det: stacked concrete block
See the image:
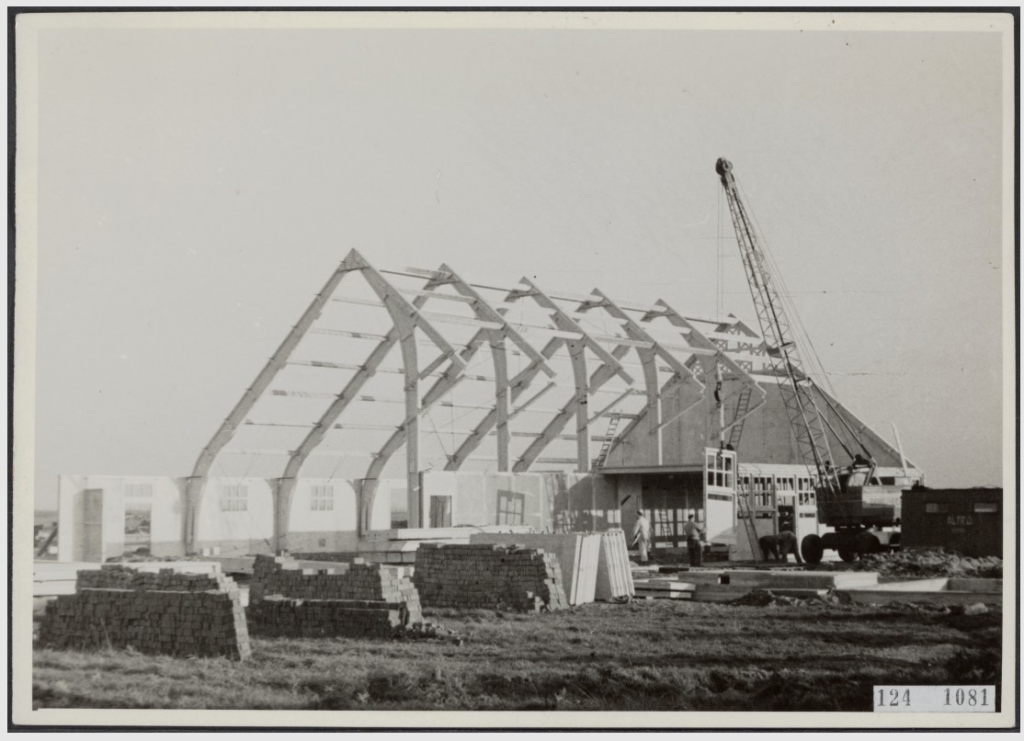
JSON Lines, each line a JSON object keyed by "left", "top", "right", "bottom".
{"left": 38, "top": 565, "right": 250, "bottom": 660}
{"left": 413, "top": 543, "right": 569, "bottom": 611}
{"left": 469, "top": 533, "right": 602, "bottom": 605}
{"left": 77, "top": 564, "right": 238, "bottom": 594}
{"left": 248, "top": 596, "right": 413, "bottom": 639}
{"left": 246, "top": 554, "right": 423, "bottom": 638}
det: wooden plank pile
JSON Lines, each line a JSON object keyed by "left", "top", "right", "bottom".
{"left": 33, "top": 561, "right": 101, "bottom": 597}
{"left": 37, "top": 565, "right": 250, "bottom": 660}
{"left": 468, "top": 533, "right": 602, "bottom": 606}
{"left": 413, "top": 543, "right": 569, "bottom": 612}
{"left": 359, "top": 525, "right": 537, "bottom": 565}
{"left": 594, "top": 530, "right": 635, "bottom": 601}
{"left": 246, "top": 554, "right": 424, "bottom": 638}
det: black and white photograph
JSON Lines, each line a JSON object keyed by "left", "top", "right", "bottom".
{"left": 10, "top": 7, "right": 1017, "bottom": 730}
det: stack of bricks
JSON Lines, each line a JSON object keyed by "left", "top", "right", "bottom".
{"left": 413, "top": 543, "right": 569, "bottom": 612}
{"left": 77, "top": 565, "right": 240, "bottom": 594}
{"left": 246, "top": 554, "right": 423, "bottom": 639}
{"left": 38, "top": 565, "right": 250, "bottom": 660}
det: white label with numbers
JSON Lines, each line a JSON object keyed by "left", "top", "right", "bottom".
{"left": 874, "top": 686, "right": 996, "bottom": 712}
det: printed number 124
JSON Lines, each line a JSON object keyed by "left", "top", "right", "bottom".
{"left": 878, "top": 689, "right": 910, "bottom": 707}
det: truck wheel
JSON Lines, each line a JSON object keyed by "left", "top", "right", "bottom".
{"left": 801, "top": 534, "right": 824, "bottom": 565}
{"left": 838, "top": 548, "right": 857, "bottom": 563}
{"left": 855, "top": 532, "right": 881, "bottom": 555}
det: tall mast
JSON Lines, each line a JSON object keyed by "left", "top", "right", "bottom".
{"left": 715, "top": 158, "right": 841, "bottom": 497}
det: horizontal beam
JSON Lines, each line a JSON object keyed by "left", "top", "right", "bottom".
{"left": 420, "top": 311, "right": 504, "bottom": 331}
{"left": 330, "top": 295, "right": 387, "bottom": 308}
{"left": 396, "top": 287, "right": 477, "bottom": 304}
{"left": 287, "top": 360, "right": 497, "bottom": 383}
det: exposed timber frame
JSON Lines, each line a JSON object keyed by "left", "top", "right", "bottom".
{"left": 186, "top": 249, "right": 469, "bottom": 552}
{"left": 185, "top": 251, "right": 779, "bottom": 553}
{"left": 357, "top": 264, "right": 555, "bottom": 532}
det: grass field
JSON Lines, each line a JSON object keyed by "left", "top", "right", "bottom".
{"left": 33, "top": 598, "right": 1002, "bottom": 712}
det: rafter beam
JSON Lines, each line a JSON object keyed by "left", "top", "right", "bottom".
{"left": 275, "top": 252, "right": 466, "bottom": 547}
{"left": 183, "top": 252, "right": 366, "bottom": 552}
{"left": 513, "top": 343, "right": 632, "bottom": 473}
{"left": 446, "top": 337, "right": 563, "bottom": 470}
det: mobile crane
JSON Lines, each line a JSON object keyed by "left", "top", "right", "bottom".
{"left": 715, "top": 158, "right": 901, "bottom": 564}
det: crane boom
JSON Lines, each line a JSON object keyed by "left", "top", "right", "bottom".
{"left": 715, "top": 158, "right": 841, "bottom": 497}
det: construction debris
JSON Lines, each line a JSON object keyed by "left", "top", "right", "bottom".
{"left": 857, "top": 551, "right": 1003, "bottom": 580}
{"left": 413, "top": 543, "right": 569, "bottom": 611}
{"left": 37, "top": 565, "right": 250, "bottom": 660}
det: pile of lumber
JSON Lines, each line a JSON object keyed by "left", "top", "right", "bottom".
{"left": 33, "top": 561, "right": 100, "bottom": 597}
{"left": 413, "top": 543, "right": 568, "bottom": 612}
{"left": 595, "top": 530, "right": 635, "bottom": 601}
{"left": 633, "top": 569, "right": 882, "bottom": 602}
{"left": 37, "top": 565, "right": 250, "bottom": 660}
{"left": 359, "top": 525, "right": 536, "bottom": 565}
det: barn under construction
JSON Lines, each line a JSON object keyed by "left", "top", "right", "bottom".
{"left": 56, "top": 249, "right": 924, "bottom": 564}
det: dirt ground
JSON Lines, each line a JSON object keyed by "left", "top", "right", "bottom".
{"left": 32, "top": 596, "right": 1002, "bottom": 712}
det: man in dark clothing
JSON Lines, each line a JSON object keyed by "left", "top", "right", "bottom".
{"left": 758, "top": 531, "right": 803, "bottom": 563}
{"left": 758, "top": 534, "right": 780, "bottom": 562}
{"left": 681, "top": 515, "right": 705, "bottom": 567}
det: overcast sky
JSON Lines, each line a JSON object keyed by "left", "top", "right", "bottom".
{"left": 24, "top": 16, "right": 1009, "bottom": 509}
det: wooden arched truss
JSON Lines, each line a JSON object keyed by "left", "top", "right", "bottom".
{"left": 184, "top": 249, "right": 768, "bottom": 552}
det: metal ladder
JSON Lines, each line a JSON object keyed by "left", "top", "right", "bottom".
{"left": 736, "top": 488, "right": 761, "bottom": 562}
{"left": 727, "top": 384, "right": 753, "bottom": 450}
{"left": 592, "top": 412, "right": 622, "bottom": 469}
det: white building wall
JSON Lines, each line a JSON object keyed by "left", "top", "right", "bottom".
{"left": 193, "top": 477, "right": 275, "bottom": 556}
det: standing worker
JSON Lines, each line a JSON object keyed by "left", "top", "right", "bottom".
{"left": 775, "top": 530, "right": 803, "bottom": 564}
{"left": 681, "top": 515, "right": 706, "bottom": 567}
{"left": 631, "top": 510, "right": 652, "bottom": 564}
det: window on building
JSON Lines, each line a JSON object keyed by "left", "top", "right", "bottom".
{"left": 880, "top": 476, "right": 896, "bottom": 486}
{"left": 310, "top": 484, "right": 334, "bottom": 511}
{"left": 973, "top": 502, "right": 998, "bottom": 513}
{"left": 220, "top": 484, "right": 248, "bottom": 512}
{"left": 124, "top": 483, "right": 153, "bottom": 499}
{"left": 924, "top": 502, "right": 949, "bottom": 514}
{"left": 706, "top": 452, "right": 735, "bottom": 490}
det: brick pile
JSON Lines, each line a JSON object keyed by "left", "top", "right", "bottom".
{"left": 78, "top": 565, "right": 239, "bottom": 594}
{"left": 413, "top": 543, "right": 569, "bottom": 611}
{"left": 246, "top": 554, "right": 424, "bottom": 639}
{"left": 38, "top": 565, "right": 250, "bottom": 660}
{"left": 248, "top": 596, "right": 414, "bottom": 639}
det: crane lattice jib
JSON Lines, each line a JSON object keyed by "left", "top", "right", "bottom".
{"left": 715, "top": 158, "right": 841, "bottom": 499}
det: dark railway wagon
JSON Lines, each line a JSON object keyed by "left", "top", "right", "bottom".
{"left": 900, "top": 488, "right": 1003, "bottom": 558}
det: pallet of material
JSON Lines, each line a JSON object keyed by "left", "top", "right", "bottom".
{"left": 208, "top": 556, "right": 257, "bottom": 575}
{"left": 689, "top": 585, "right": 829, "bottom": 603}
{"left": 595, "top": 530, "right": 635, "bottom": 601}
{"left": 364, "top": 525, "right": 536, "bottom": 542}
{"left": 637, "top": 569, "right": 880, "bottom": 590}
{"left": 633, "top": 579, "right": 695, "bottom": 600}
{"left": 33, "top": 561, "right": 101, "bottom": 581}
{"left": 32, "top": 560, "right": 222, "bottom": 597}
{"left": 33, "top": 580, "right": 77, "bottom": 597}
{"left": 468, "top": 533, "right": 601, "bottom": 606}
